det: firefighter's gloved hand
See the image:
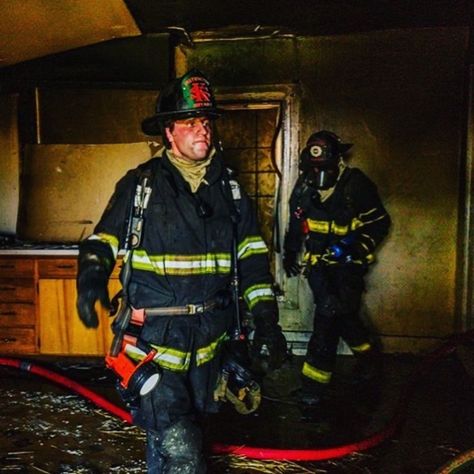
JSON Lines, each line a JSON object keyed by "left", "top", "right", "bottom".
{"left": 252, "top": 311, "right": 288, "bottom": 371}
{"left": 325, "top": 239, "right": 365, "bottom": 263}
{"left": 76, "top": 263, "right": 111, "bottom": 328}
{"left": 283, "top": 250, "right": 301, "bottom": 277}
{"left": 215, "top": 341, "right": 261, "bottom": 414}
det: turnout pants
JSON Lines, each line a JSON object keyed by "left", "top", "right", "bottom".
{"left": 126, "top": 312, "right": 226, "bottom": 473}
{"left": 138, "top": 363, "right": 219, "bottom": 473}
{"left": 304, "top": 264, "right": 371, "bottom": 385}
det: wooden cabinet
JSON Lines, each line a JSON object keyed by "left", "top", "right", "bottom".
{"left": 38, "top": 257, "right": 121, "bottom": 356}
{"left": 0, "top": 258, "right": 37, "bottom": 354}
{"left": 0, "top": 254, "right": 122, "bottom": 356}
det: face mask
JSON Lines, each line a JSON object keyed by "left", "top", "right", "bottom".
{"left": 306, "top": 164, "right": 339, "bottom": 190}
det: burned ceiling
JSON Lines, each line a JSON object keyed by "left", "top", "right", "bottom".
{"left": 0, "top": 0, "right": 471, "bottom": 71}
{"left": 124, "top": 0, "right": 472, "bottom": 39}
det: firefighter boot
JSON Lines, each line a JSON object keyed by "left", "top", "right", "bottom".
{"left": 297, "top": 378, "right": 327, "bottom": 406}
{"left": 351, "top": 347, "right": 383, "bottom": 385}
{"left": 147, "top": 419, "right": 206, "bottom": 474}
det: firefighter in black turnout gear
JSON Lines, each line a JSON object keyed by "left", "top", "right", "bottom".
{"left": 76, "top": 69, "right": 287, "bottom": 473}
{"left": 283, "top": 130, "right": 391, "bottom": 406}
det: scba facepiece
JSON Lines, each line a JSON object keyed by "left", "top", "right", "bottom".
{"left": 299, "top": 130, "right": 352, "bottom": 190}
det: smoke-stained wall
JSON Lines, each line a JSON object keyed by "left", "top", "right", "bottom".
{"left": 177, "top": 27, "right": 468, "bottom": 352}
{"left": 0, "top": 94, "right": 20, "bottom": 236}
{"left": 0, "top": 26, "right": 469, "bottom": 352}
{"left": 0, "top": 35, "right": 169, "bottom": 241}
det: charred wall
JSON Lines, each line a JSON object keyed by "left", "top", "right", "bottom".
{"left": 0, "top": 26, "right": 471, "bottom": 352}
{"left": 176, "top": 27, "right": 469, "bottom": 351}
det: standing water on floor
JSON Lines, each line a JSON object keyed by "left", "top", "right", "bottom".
{"left": 1, "top": 350, "right": 474, "bottom": 473}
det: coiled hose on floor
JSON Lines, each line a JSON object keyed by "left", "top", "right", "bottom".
{"left": 1, "top": 329, "right": 473, "bottom": 462}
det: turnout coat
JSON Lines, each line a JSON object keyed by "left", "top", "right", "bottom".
{"left": 82, "top": 151, "right": 276, "bottom": 407}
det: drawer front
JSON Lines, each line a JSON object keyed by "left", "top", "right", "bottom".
{"left": 0, "top": 279, "right": 35, "bottom": 303}
{"left": 0, "top": 303, "right": 35, "bottom": 327}
{"left": 0, "top": 258, "right": 35, "bottom": 278}
{"left": 0, "top": 327, "right": 36, "bottom": 354}
{"left": 38, "top": 258, "right": 122, "bottom": 279}
{"left": 38, "top": 259, "right": 78, "bottom": 279}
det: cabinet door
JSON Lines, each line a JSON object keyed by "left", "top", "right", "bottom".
{"left": 39, "top": 279, "right": 120, "bottom": 355}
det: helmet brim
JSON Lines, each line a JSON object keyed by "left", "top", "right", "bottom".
{"left": 339, "top": 143, "right": 353, "bottom": 153}
{"left": 141, "top": 108, "right": 223, "bottom": 136}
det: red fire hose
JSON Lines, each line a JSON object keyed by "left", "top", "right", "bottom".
{"left": 0, "top": 358, "right": 132, "bottom": 424}
{"left": 1, "top": 330, "right": 473, "bottom": 462}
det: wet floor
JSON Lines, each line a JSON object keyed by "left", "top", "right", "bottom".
{"left": 1, "top": 342, "right": 474, "bottom": 473}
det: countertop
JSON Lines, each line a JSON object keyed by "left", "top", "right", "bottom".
{"left": 0, "top": 246, "right": 79, "bottom": 256}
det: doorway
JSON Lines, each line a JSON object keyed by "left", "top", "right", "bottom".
{"left": 215, "top": 87, "right": 313, "bottom": 353}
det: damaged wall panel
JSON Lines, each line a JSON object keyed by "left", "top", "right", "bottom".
{"left": 17, "top": 143, "right": 154, "bottom": 242}
{"left": 177, "top": 27, "right": 468, "bottom": 351}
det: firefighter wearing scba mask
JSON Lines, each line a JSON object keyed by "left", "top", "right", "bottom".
{"left": 75, "top": 69, "right": 287, "bottom": 473}
{"left": 283, "top": 130, "right": 391, "bottom": 406}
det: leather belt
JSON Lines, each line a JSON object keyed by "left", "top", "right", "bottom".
{"left": 131, "top": 299, "right": 219, "bottom": 325}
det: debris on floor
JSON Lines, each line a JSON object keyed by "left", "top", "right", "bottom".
{"left": 0, "top": 350, "right": 473, "bottom": 473}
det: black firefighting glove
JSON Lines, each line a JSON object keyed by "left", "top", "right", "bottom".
{"left": 324, "top": 238, "right": 366, "bottom": 264}
{"left": 252, "top": 311, "right": 288, "bottom": 371}
{"left": 76, "top": 256, "right": 111, "bottom": 328}
{"left": 283, "top": 250, "right": 301, "bottom": 277}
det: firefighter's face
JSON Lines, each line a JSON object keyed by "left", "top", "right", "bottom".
{"left": 166, "top": 116, "right": 212, "bottom": 161}
{"left": 307, "top": 163, "right": 339, "bottom": 190}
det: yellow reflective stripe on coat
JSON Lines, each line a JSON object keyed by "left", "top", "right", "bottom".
{"left": 307, "top": 219, "right": 330, "bottom": 233}
{"left": 131, "top": 250, "right": 232, "bottom": 275}
{"left": 238, "top": 235, "right": 269, "bottom": 260}
{"left": 304, "top": 252, "right": 336, "bottom": 266}
{"left": 125, "top": 343, "right": 191, "bottom": 372}
{"left": 307, "top": 211, "right": 388, "bottom": 237}
{"left": 244, "top": 283, "right": 274, "bottom": 310}
{"left": 196, "top": 332, "right": 227, "bottom": 366}
{"left": 331, "top": 223, "right": 349, "bottom": 236}
{"left": 351, "top": 208, "right": 388, "bottom": 231}
{"left": 88, "top": 232, "right": 119, "bottom": 258}
{"left": 302, "top": 361, "right": 332, "bottom": 384}
{"left": 350, "top": 342, "right": 372, "bottom": 353}
{"left": 125, "top": 333, "right": 226, "bottom": 371}
{"left": 303, "top": 251, "right": 375, "bottom": 266}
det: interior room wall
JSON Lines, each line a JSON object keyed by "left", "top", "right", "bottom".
{"left": 14, "top": 87, "right": 163, "bottom": 242}
{"left": 0, "top": 34, "right": 170, "bottom": 242}
{"left": 177, "top": 27, "right": 469, "bottom": 352}
{"left": 0, "top": 26, "right": 469, "bottom": 352}
{"left": 0, "top": 94, "right": 20, "bottom": 236}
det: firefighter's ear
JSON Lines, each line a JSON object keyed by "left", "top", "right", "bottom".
{"left": 165, "top": 127, "right": 174, "bottom": 145}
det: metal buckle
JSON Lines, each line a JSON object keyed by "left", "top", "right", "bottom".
{"left": 186, "top": 304, "right": 204, "bottom": 315}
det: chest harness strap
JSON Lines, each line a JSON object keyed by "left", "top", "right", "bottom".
{"left": 104, "top": 171, "right": 162, "bottom": 400}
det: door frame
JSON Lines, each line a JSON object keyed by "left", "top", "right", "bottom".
{"left": 215, "top": 84, "right": 316, "bottom": 353}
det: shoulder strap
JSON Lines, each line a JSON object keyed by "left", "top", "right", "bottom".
{"left": 337, "top": 167, "right": 355, "bottom": 209}
{"left": 124, "top": 166, "right": 154, "bottom": 251}
{"left": 221, "top": 167, "right": 241, "bottom": 222}
{"left": 219, "top": 166, "right": 244, "bottom": 339}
